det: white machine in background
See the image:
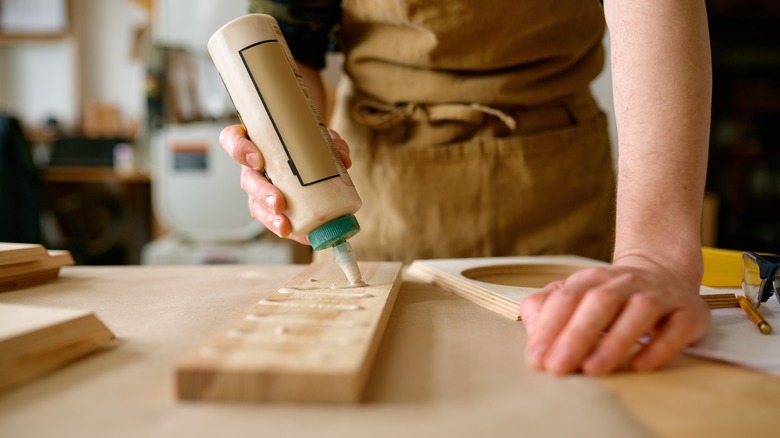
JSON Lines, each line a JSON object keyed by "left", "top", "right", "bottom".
{"left": 142, "top": 122, "right": 296, "bottom": 265}
{"left": 142, "top": 0, "right": 298, "bottom": 265}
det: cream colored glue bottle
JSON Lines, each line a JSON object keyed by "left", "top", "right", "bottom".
{"left": 208, "top": 14, "right": 364, "bottom": 285}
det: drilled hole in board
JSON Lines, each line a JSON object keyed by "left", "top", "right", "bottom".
{"left": 460, "top": 264, "right": 591, "bottom": 288}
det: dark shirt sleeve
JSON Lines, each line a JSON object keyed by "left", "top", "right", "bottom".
{"left": 248, "top": 0, "right": 342, "bottom": 70}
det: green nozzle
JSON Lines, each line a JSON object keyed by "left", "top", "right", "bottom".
{"left": 307, "top": 215, "right": 360, "bottom": 251}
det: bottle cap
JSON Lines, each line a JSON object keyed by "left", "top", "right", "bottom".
{"left": 308, "top": 215, "right": 360, "bottom": 251}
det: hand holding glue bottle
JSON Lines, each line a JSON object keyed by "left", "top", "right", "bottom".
{"left": 209, "top": 14, "right": 364, "bottom": 285}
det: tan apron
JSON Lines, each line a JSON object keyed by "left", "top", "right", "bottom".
{"left": 320, "top": 0, "right": 616, "bottom": 265}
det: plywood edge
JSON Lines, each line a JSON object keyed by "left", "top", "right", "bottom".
{"left": 176, "top": 261, "right": 403, "bottom": 403}
{"left": 407, "top": 261, "right": 521, "bottom": 320}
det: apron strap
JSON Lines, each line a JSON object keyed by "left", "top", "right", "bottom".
{"left": 352, "top": 99, "right": 517, "bottom": 132}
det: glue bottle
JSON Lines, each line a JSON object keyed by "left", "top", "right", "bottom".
{"left": 208, "top": 14, "right": 364, "bottom": 285}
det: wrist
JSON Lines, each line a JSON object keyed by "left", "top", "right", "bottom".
{"left": 613, "top": 245, "right": 704, "bottom": 290}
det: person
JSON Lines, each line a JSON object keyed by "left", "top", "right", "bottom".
{"left": 219, "top": 0, "right": 713, "bottom": 375}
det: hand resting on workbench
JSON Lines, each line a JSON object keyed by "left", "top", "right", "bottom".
{"left": 519, "top": 257, "right": 711, "bottom": 375}
{"left": 219, "top": 124, "right": 352, "bottom": 245}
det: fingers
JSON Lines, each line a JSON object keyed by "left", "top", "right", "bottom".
{"left": 239, "top": 166, "right": 309, "bottom": 245}
{"left": 628, "top": 303, "right": 710, "bottom": 372}
{"left": 221, "top": 124, "right": 352, "bottom": 171}
{"left": 246, "top": 196, "right": 305, "bottom": 245}
{"left": 579, "top": 289, "right": 667, "bottom": 374}
{"left": 524, "top": 269, "right": 609, "bottom": 372}
{"left": 328, "top": 128, "right": 352, "bottom": 169}
{"left": 519, "top": 284, "right": 555, "bottom": 337}
{"left": 241, "top": 165, "right": 285, "bottom": 215}
{"left": 222, "top": 124, "right": 309, "bottom": 245}
{"left": 523, "top": 266, "right": 710, "bottom": 376}
{"left": 220, "top": 124, "right": 264, "bottom": 170}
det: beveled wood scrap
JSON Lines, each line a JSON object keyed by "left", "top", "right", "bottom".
{"left": 0, "top": 303, "right": 115, "bottom": 393}
{"left": 176, "top": 261, "right": 403, "bottom": 403}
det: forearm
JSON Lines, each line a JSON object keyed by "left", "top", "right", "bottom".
{"left": 606, "top": 0, "right": 712, "bottom": 284}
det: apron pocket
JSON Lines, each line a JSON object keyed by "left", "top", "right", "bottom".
{"left": 348, "top": 110, "right": 616, "bottom": 262}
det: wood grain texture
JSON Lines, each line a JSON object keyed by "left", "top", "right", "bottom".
{"left": 0, "top": 303, "right": 115, "bottom": 394}
{"left": 176, "top": 261, "right": 403, "bottom": 403}
{"left": 601, "top": 354, "right": 780, "bottom": 438}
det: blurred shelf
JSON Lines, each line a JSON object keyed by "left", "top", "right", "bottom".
{"left": 41, "top": 166, "right": 151, "bottom": 184}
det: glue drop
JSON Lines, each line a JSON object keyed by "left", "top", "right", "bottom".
{"left": 208, "top": 14, "right": 363, "bottom": 284}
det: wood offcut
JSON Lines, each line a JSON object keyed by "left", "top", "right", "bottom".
{"left": 0, "top": 303, "right": 115, "bottom": 393}
{"left": 0, "top": 243, "right": 74, "bottom": 292}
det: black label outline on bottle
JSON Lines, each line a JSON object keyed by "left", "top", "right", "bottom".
{"left": 239, "top": 40, "right": 340, "bottom": 187}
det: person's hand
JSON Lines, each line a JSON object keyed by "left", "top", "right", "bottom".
{"left": 519, "top": 254, "right": 711, "bottom": 375}
{"left": 219, "top": 124, "right": 352, "bottom": 244}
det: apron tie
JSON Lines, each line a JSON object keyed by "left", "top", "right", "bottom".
{"left": 352, "top": 99, "right": 517, "bottom": 132}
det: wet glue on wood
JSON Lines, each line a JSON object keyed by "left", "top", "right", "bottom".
{"left": 208, "top": 14, "right": 363, "bottom": 285}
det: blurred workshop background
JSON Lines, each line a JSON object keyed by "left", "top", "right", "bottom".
{"left": 0, "top": 0, "right": 778, "bottom": 265}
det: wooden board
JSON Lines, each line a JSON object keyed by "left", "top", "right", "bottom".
{"left": 0, "top": 242, "right": 48, "bottom": 265}
{"left": 407, "top": 256, "right": 604, "bottom": 320}
{"left": 176, "top": 261, "right": 403, "bottom": 403}
{"left": 0, "top": 243, "right": 75, "bottom": 292}
{"left": 408, "top": 256, "right": 739, "bottom": 321}
{"left": 0, "top": 303, "right": 115, "bottom": 394}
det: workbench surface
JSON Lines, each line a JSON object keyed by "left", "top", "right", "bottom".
{"left": 0, "top": 265, "right": 777, "bottom": 437}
